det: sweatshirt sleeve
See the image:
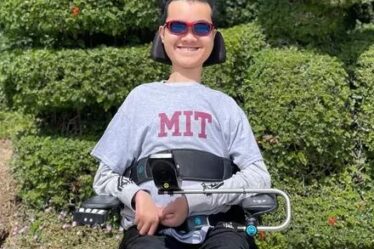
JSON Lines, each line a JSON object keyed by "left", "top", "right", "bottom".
{"left": 185, "top": 102, "right": 271, "bottom": 215}
{"left": 90, "top": 89, "right": 140, "bottom": 174}
{"left": 93, "top": 162, "right": 142, "bottom": 211}
{"left": 90, "top": 88, "right": 144, "bottom": 210}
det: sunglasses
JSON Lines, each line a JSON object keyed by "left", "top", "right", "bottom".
{"left": 164, "top": 20, "right": 215, "bottom": 36}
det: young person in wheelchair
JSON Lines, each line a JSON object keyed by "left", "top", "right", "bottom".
{"left": 91, "top": 0, "right": 271, "bottom": 248}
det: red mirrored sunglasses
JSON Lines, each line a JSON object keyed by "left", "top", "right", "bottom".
{"left": 164, "top": 20, "right": 215, "bottom": 36}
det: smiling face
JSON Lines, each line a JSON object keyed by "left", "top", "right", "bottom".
{"left": 160, "top": 0, "right": 216, "bottom": 72}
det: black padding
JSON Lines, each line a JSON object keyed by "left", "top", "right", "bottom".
{"left": 173, "top": 149, "right": 226, "bottom": 181}
{"left": 127, "top": 149, "right": 236, "bottom": 184}
{"left": 82, "top": 195, "right": 121, "bottom": 210}
{"left": 150, "top": 30, "right": 226, "bottom": 66}
{"left": 241, "top": 194, "right": 278, "bottom": 216}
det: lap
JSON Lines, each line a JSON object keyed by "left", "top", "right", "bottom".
{"left": 200, "top": 224, "right": 258, "bottom": 249}
{"left": 119, "top": 226, "right": 197, "bottom": 249}
{"left": 119, "top": 225, "right": 257, "bottom": 249}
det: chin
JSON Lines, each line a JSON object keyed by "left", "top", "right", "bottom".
{"left": 174, "top": 57, "right": 207, "bottom": 69}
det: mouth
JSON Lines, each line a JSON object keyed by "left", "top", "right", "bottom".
{"left": 176, "top": 46, "right": 200, "bottom": 52}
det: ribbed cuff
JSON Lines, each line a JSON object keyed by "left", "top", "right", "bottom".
{"left": 117, "top": 184, "right": 142, "bottom": 211}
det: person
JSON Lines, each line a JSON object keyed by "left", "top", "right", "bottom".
{"left": 91, "top": 0, "right": 271, "bottom": 248}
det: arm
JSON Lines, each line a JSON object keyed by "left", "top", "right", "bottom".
{"left": 93, "top": 162, "right": 161, "bottom": 235}
{"left": 185, "top": 160, "right": 270, "bottom": 215}
{"left": 93, "top": 162, "right": 141, "bottom": 209}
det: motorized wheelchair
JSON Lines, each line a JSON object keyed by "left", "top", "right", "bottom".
{"left": 73, "top": 31, "right": 292, "bottom": 237}
{"left": 73, "top": 150, "right": 291, "bottom": 237}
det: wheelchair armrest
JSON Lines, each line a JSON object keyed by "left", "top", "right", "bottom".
{"left": 73, "top": 195, "right": 122, "bottom": 225}
{"left": 241, "top": 194, "right": 277, "bottom": 216}
{"left": 82, "top": 195, "right": 122, "bottom": 210}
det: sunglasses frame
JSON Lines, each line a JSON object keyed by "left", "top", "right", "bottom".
{"left": 164, "top": 20, "right": 215, "bottom": 36}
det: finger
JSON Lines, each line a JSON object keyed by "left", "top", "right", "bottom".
{"left": 148, "top": 222, "right": 158, "bottom": 236}
{"left": 139, "top": 222, "right": 151, "bottom": 236}
{"left": 136, "top": 221, "right": 143, "bottom": 232}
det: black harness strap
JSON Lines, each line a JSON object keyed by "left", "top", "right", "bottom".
{"left": 125, "top": 149, "right": 237, "bottom": 185}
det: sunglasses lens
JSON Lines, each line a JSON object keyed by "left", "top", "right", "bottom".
{"left": 194, "top": 23, "right": 211, "bottom": 36}
{"left": 169, "top": 21, "right": 187, "bottom": 34}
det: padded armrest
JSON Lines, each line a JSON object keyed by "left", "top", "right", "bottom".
{"left": 82, "top": 195, "right": 122, "bottom": 210}
{"left": 73, "top": 195, "right": 122, "bottom": 225}
{"left": 241, "top": 194, "right": 277, "bottom": 216}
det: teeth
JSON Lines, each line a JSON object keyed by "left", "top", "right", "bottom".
{"left": 178, "top": 47, "right": 199, "bottom": 51}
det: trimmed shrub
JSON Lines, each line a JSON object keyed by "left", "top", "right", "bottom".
{"left": 355, "top": 43, "right": 374, "bottom": 164}
{"left": 339, "top": 24, "right": 374, "bottom": 69}
{"left": 0, "top": 0, "right": 159, "bottom": 48}
{"left": 0, "top": 0, "right": 263, "bottom": 48}
{"left": 258, "top": 178, "right": 374, "bottom": 249}
{"left": 0, "top": 111, "right": 37, "bottom": 139}
{"left": 215, "top": 0, "right": 257, "bottom": 27}
{"left": 11, "top": 135, "right": 97, "bottom": 210}
{"left": 0, "top": 46, "right": 168, "bottom": 114}
{"left": 242, "top": 48, "right": 352, "bottom": 182}
{"left": 351, "top": 1, "right": 374, "bottom": 24}
{"left": 203, "top": 23, "right": 267, "bottom": 103}
{"left": 256, "top": 1, "right": 356, "bottom": 46}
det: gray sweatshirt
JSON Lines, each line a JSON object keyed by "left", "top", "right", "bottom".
{"left": 91, "top": 81, "right": 271, "bottom": 243}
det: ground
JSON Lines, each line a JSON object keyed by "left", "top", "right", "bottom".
{"left": 0, "top": 139, "right": 121, "bottom": 248}
{"left": 0, "top": 139, "right": 16, "bottom": 247}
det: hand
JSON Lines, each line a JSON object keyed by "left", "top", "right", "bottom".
{"left": 159, "top": 195, "right": 189, "bottom": 227}
{"left": 133, "top": 190, "right": 160, "bottom": 235}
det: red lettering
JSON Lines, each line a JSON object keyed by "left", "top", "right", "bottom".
{"left": 194, "top": 111, "right": 212, "bottom": 138}
{"left": 158, "top": 111, "right": 212, "bottom": 138}
{"left": 158, "top": 112, "right": 182, "bottom": 137}
{"left": 183, "top": 111, "right": 194, "bottom": 136}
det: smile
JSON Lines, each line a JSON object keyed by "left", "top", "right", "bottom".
{"left": 176, "top": 46, "right": 200, "bottom": 52}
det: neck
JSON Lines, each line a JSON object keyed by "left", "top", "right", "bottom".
{"left": 167, "top": 66, "right": 203, "bottom": 83}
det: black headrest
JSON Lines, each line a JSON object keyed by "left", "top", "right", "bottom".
{"left": 150, "top": 31, "right": 226, "bottom": 66}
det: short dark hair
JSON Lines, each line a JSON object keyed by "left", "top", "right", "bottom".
{"left": 160, "top": 0, "right": 217, "bottom": 25}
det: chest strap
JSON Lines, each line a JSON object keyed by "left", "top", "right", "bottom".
{"left": 125, "top": 149, "right": 237, "bottom": 185}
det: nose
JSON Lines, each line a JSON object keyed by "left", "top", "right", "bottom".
{"left": 180, "top": 28, "right": 198, "bottom": 41}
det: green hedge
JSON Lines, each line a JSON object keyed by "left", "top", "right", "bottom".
{"left": 256, "top": 0, "right": 356, "bottom": 46}
{"left": 339, "top": 24, "right": 374, "bottom": 68}
{"left": 12, "top": 135, "right": 97, "bottom": 210}
{"left": 355, "top": 43, "right": 374, "bottom": 163}
{"left": 0, "top": 0, "right": 261, "bottom": 48}
{"left": 242, "top": 48, "right": 352, "bottom": 182}
{"left": 215, "top": 0, "right": 257, "bottom": 27}
{"left": 0, "top": 46, "right": 168, "bottom": 113}
{"left": 0, "top": 111, "right": 37, "bottom": 139}
{"left": 352, "top": 1, "right": 374, "bottom": 24}
{"left": 0, "top": 0, "right": 159, "bottom": 48}
{"left": 258, "top": 175, "right": 374, "bottom": 249}
{"left": 203, "top": 23, "right": 267, "bottom": 103}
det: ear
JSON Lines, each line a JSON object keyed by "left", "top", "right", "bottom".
{"left": 159, "top": 26, "right": 165, "bottom": 43}
{"left": 150, "top": 30, "right": 172, "bottom": 65}
{"left": 203, "top": 31, "right": 226, "bottom": 67}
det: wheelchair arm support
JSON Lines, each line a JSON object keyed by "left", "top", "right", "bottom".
{"left": 74, "top": 189, "right": 291, "bottom": 235}
{"left": 158, "top": 188, "right": 291, "bottom": 233}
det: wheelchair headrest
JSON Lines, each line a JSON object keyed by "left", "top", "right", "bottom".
{"left": 150, "top": 31, "right": 226, "bottom": 66}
